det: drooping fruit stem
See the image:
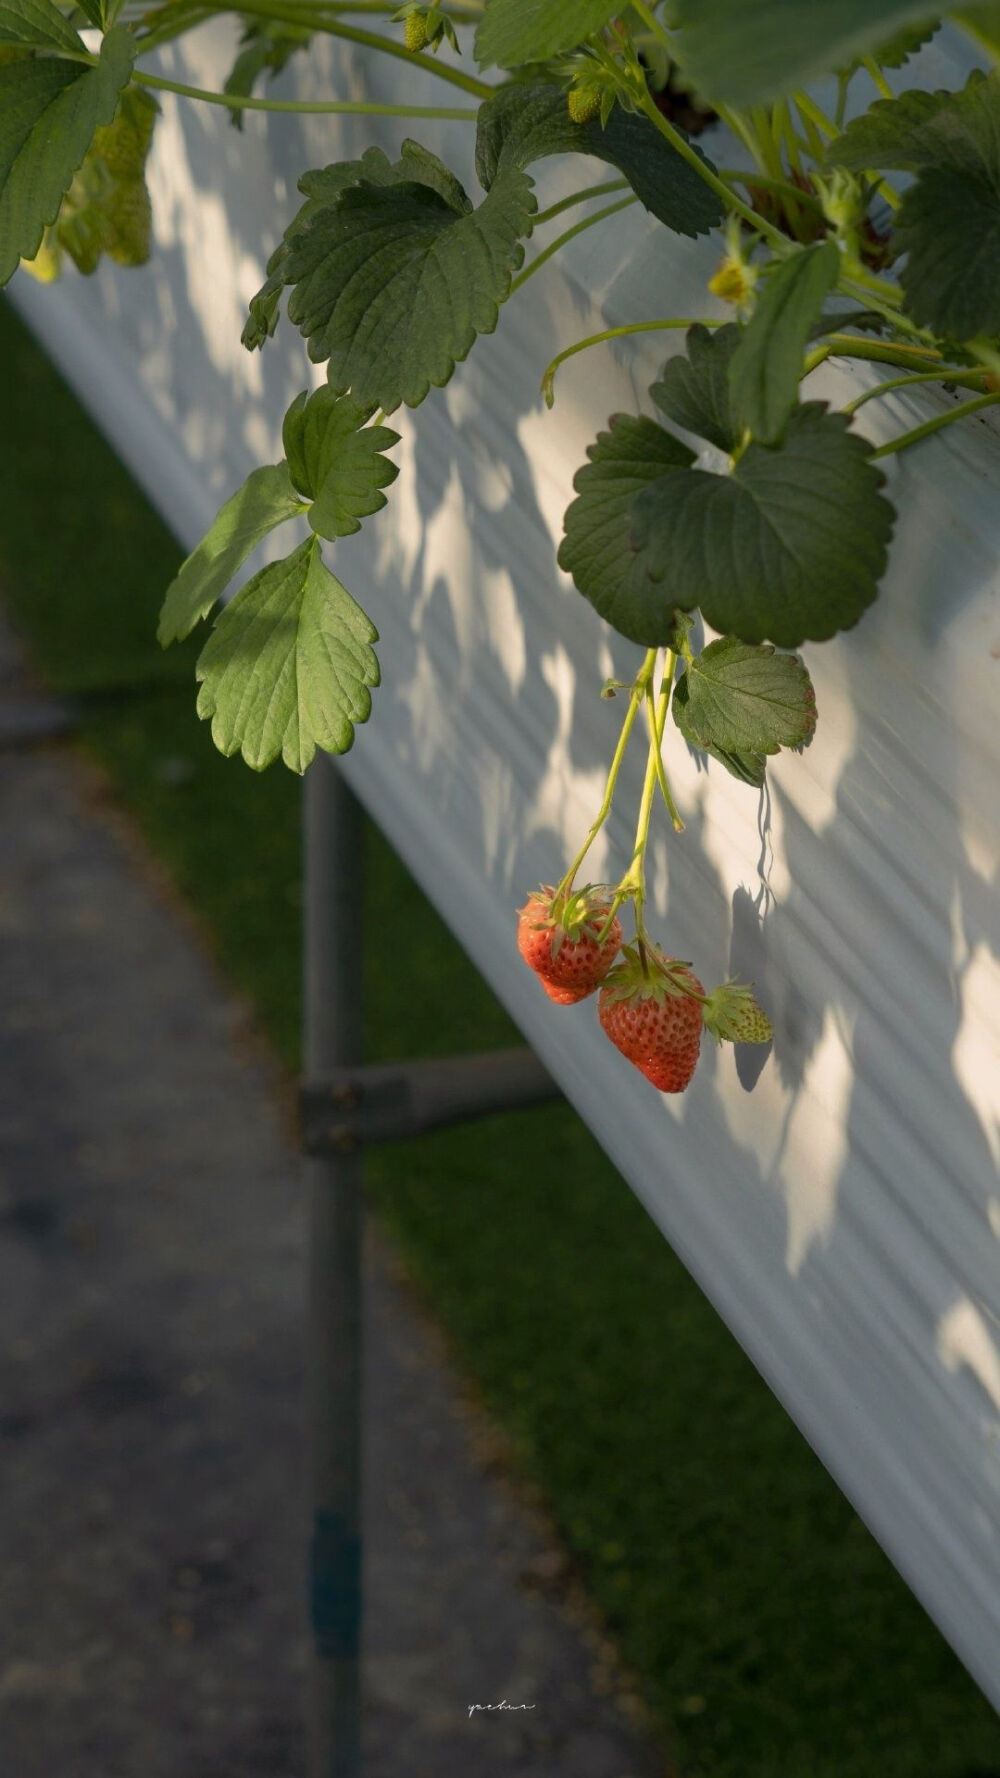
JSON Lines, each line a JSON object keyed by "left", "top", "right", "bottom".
{"left": 556, "top": 650, "right": 653, "bottom": 898}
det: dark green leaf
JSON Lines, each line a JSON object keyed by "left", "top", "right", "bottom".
{"left": 158, "top": 462, "right": 305, "bottom": 645}
{"left": 281, "top": 387, "right": 399, "bottom": 540}
{"left": 827, "top": 84, "right": 971, "bottom": 172}
{"left": 829, "top": 73, "right": 1000, "bottom": 337}
{"left": 558, "top": 414, "right": 694, "bottom": 645}
{"left": 865, "top": 17, "right": 939, "bottom": 65}
{"left": 651, "top": 324, "right": 741, "bottom": 452}
{"left": 729, "top": 241, "right": 840, "bottom": 444}
{"left": 669, "top": 0, "right": 938, "bottom": 106}
{"left": 632, "top": 404, "right": 895, "bottom": 647}
{"left": 195, "top": 536, "right": 379, "bottom": 773}
{"left": 896, "top": 167, "right": 1000, "bottom": 335}
{"left": 0, "top": 0, "right": 82, "bottom": 51}
{"left": 0, "top": 23, "right": 134, "bottom": 285}
{"left": 475, "top": 0, "right": 621, "bottom": 69}
{"left": 281, "top": 142, "right": 533, "bottom": 410}
{"left": 672, "top": 636, "right": 817, "bottom": 784}
{"left": 475, "top": 82, "right": 724, "bottom": 236}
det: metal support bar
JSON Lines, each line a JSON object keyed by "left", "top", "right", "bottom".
{"left": 300, "top": 1049, "right": 561, "bottom": 1154}
{"left": 301, "top": 760, "right": 563, "bottom": 1777}
{"left": 304, "top": 758, "right": 364, "bottom": 1778}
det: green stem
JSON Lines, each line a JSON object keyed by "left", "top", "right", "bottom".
{"left": 870, "top": 392, "right": 1000, "bottom": 458}
{"left": 558, "top": 661, "right": 649, "bottom": 895}
{"left": 842, "top": 367, "right": 989, "bottom": 414}
{"left": 541, "top": 316, "right": 725, "bottom": 406}
{"left": 715, "top": 103, "right": 768, "bottom": 170}
{"left": 630, "top": 0, "right": 671, "bottom": 52}
{"left": 127, "top": 65, "right": 478, "bottom": 116}
{"left": 645, "top": 671, "right": 684, "bottom": 832}
{"left": 616, "top": 650, "right": 680, "bottom": 941}
{"left": 794, "top": 90, "right": 838, "bottom": 140}
{"left": 181, "top": 0, "right": 493, "bottom": 96}
{"left": 803, "top": 333, "right": 943, "bottom": 375}
{"left": 862, "top": 54, "right": 894, "bottom": 100}
{"left": 635, "top": 88, "right": 788, "bottom": 249}
{"left": 509, "top": 195, "right": 638, "bottom": 295}
{"left": 532, "top": 179, "right": 629, "bottom": 227}
{"left": 718, "top": 168, "right": 823, "bottom": 214}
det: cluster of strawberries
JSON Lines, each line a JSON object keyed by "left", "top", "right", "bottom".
{"left": 517, "top": 885, "right": 772, "bottom": 1093}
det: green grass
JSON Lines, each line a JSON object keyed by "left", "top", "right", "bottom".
{"left": 2, "top": 293, "right": 998, "bottom": 1778}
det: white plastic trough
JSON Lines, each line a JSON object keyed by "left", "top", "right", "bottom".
{"left": 11, "top": 22, "right": 1000, "bottom": 1712}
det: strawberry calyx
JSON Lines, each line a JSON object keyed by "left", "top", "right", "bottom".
{"left": 701, "top": 979, "right": 774, "bottom": 1044}
{"left": 521, "top": 881, "right": 618, "bottom": 960}
{"left": 600, "top": 941, "right": 704, "bottom": 1006}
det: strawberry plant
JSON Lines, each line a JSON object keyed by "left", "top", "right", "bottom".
{"left": 4, "top": 0, "right": 999, "bottom": 1082}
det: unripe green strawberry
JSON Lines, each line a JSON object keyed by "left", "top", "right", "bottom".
{"left": 702, "top": 980, "right": 773, "bottom": 1045}
{"left": 599, "top": 946, "right": 704, "bottom": 1092}
{"left": 567, "top": 87, "right": 601, "bottom": 126}
{"left": 517, "top": 884, "right": 623, "bottom": 1005}
{"left": 405, "top": 11, "right": 428, "bottom": 51}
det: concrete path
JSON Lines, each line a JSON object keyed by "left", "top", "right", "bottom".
{"left": 0, "top": 615, "right": 662, "bottom": 1778}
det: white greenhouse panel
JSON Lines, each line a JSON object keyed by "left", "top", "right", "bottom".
{"left": 11, "top": 24, "right": 999, "bottom": 1708}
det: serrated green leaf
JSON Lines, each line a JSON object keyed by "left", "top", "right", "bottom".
{"left": 669, "top": 0, "right": 938, "bottom": 106}
{"left": 896, "top": 166, "right": 1000, "bottom": 336}
{"left": 475, "top": 0, "right": 621, "bottom": 69}
{"left": 632, "top": 404, "right": 895, "bottom": 647}
{"left": 281, "top": 387, "right": 399, "bottom": 539}
{"left": 280, "top": 141, "right": 532, "bottom": 410}
{"left": 729, "top": 241, "right": 840, "bottom": 445}
{"left": 195, "top": 537, "right": 379, "bottom": 773}
{"left": 475, "top": 83, "right": 724, "bottom": 237}
{"left": 158, "top": 463, "right": 306, "bottom": 646}
{"left": 672, "top": 636, "right": 817, "bottom": 784}
{"left": 828, "top": 73, "right": 1000, "bottom": 338}
{"left": 558, "top": 414, "right": 694, "bottom": 645}
{"left": 651, "top": 324, "right": 741, "bottom": 453}
{"left": 0, "top": 0, "right": 82, "bottom": 51}
{"left": 0, "top": 23, "right": 134, "bottom": 286}
{"left": 865, "top": 17, "right": 940, "bottom": 65}
{"left": 827, "top": 83, "right": 975, "bottom": 172}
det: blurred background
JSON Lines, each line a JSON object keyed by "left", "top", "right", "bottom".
{"left": 1, "top": 292, "right": 999, "bottom": 1776}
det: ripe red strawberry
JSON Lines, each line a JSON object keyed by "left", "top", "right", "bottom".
{"left": 598, "top": 946, "right": 704, "bottom": 1092}
{"left": 517, "top": 884, "right": 623, "bottom": 1005}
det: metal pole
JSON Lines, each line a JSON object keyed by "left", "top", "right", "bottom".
{"left": 304, "top": 756, "right": 364, "bottom": 1778}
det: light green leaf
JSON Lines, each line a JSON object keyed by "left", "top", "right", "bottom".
{"left": 195, "top": 537, "right": 379, "bottom": 773}
{"left": 558, "top": 414, "right": 695, "bottom": 646}
{"left": 281, "top": 387, "right": 400, "bottom": 540}
{"left": 730, "top": 241, "right": 840, "bottom": 444}
{"left": 475, "top": 0, "right": 621, "bottom": 69}
{"left": 828, "top": 73, "right": 1000, "bottom": 337}
{"left": 158, "top": 462, "right": 305, "bottom": 646}
{"left": 0, "top": 23, "right": 134, "bottom": 285}
{"left": 24, "top": 83, "right": 159, "bottom": 281}
{"left": 631, "top": 404, "right": 895, "bottom": 647}
{"left": 475, "top": 82, "right": 724, "bottom": 237}
{"left": 651, "top": 324, "right": 741, "bottom": 453}
{"left": 669, "top": 0, "right": 938, "bottom": 106}
{"left": 280, "top": 140, "right": 532, "bottom": 410}
{"left": 672, "top": 636, "right": 817, "bottom": 786}
{"left": 0, "top": 0, "right": 82, "bottom": 51}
